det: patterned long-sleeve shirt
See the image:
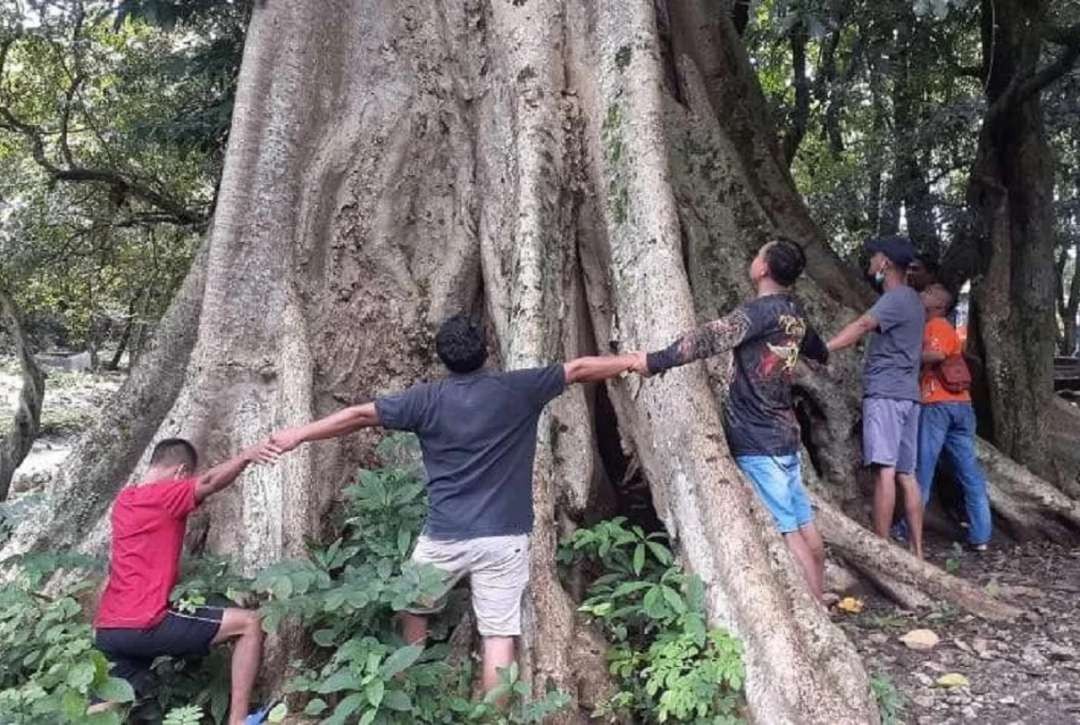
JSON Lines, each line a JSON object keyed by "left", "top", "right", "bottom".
{"left": 647, "top": 293, "right": 828, "bottom": 456}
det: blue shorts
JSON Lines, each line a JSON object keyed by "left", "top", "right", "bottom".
{"left": 735, "top": 454, "right": 814, "bottom": 534}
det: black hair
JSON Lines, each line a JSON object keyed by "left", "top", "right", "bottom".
{"left": 435, "top": 314, "right": 488, "bottom": 374}
{"left": 150, "top": 438, "right": 198, "bottom": 471}
{"left": 764, "top": 238, "right": 807, "bottom": 287}
{"left": 912, "top": 253, "right": 940, "bottom": 278}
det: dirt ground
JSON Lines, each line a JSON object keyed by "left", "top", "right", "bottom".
{"left": 840, "top": 534, "right": 1080, "bottom": 724}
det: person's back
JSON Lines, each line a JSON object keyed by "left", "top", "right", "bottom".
{"left": 92, "top": 439, "right": 271, "bottom": 725}
{"left": 265, "top": 313, "right": 639, "bottom": 693}
{"left": 375, "top": 365, "right": 564, "bottom": 539}
{"left": 95, "top": 478, "right": 197, "bottom": 630}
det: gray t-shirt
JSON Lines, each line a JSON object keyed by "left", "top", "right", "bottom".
{"left": 863, "top": 286, "right": 925, "bottom": 401}
{"left": 375, "top": 365, "right": 566, "bottom": 540}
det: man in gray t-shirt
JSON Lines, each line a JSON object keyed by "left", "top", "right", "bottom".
{"left": 266, "top": 314, "right": 638, "bottom": 693}
{"left": 828, "top": 235, "right": 926, "bottom": 558}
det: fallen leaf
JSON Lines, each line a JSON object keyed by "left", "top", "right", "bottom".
{"left": 935, "top": 672, "right": 970, "bottom": 688}
{"left": 900, "top": 629, "right": 940, "bottom": 651}
{"left": 836, "top": 596, "right": 864, "bottom": 613}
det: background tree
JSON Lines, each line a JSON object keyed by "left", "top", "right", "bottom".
{"left": 0, "top": 0, "right": 249, "bottom": 360}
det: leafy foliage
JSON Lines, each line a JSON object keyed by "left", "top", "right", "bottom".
{"left": 559, "top": 518, "right": 746, "bottom": 723}
{"left": 0, "top": 553, "right": 133, "bottom": 724}
{"left": 0, "top": 0, "right": 250, "bottom": 351}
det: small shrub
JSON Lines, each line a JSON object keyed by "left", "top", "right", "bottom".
{"left": 559, "top": 517, "right": 745, "bottom": 723}
{"left": 0, "top": 553, "right": 133, "bottom": 724}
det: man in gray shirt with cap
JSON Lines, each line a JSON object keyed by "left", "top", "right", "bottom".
{"left": 827, "top": 235, "right": 926, "bottom": 558}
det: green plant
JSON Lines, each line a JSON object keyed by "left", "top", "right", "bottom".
{"left": 0, "top": 553, "right": 134, "bottom": 724}
{"left": 560, "top": 518, "right": 745, "bottom": 724}
{"left": 163, "top": 705, "right": 205, "bottom": 725}
{"left": 944, "top": 542, "right": 964, "bottom": 574}
{"left": 870, "top": 674, "right": 907, "bottom": 725}
{"left": 264, "top": 434, "right": 569, "bottom": 724}
{"left": 0, "top": 435, "right": 570, "bottom": 724}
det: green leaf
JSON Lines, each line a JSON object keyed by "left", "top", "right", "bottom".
{"left": 93, "top": 676, "right": 135, "bottom": 703}
{"left": 397, "top": 528, "right": 412, "bottom": 557}
{"left": 646, "top": 540, "right": 673, "bottom": 565}
{"left": 379, "top": 644, "right": 424, "bottom": 678}
{"left": 61, "top": 689, "right": 88, "bottom": 720}
{"left": 612, "top": 580, "right": 653, "bottom": 598}
{"left": 316, "top": 669, "right": 362, "bottom": 694}
{"left": 633, "top": 544, "right": 646, "bottom": 575}
{"left": 383, "top": 689, "right": 412, "bottom": 711}
{"left": 312, "top": 628, "right": 336, "bottom": 647}
{"left": 303, "top": 698, "right": 327, "bottom": 715}
{"left": 367, "top": 678, "right": 385, "bottom": 708}
{"left": 330, "top": 693, "right": 364, "bottom": 721}
{"left": 660, "top": 585, "right": 687, "bottom": 614}
{"left": 67, "top": 659, "right": 97, "bottom": 690}
{"left": 268, "top": 703, "right": 288, "bottom": 722}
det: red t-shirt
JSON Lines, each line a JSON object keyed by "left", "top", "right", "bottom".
{"left": 94, "top": 478, "right": 198, "bottom": 629}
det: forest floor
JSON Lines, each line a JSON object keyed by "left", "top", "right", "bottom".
{"left": 839, "top": 536, "right": 1080, "bottom": 724}
{"left": 2, "top": 357, "right": 1079, "bottom": 724}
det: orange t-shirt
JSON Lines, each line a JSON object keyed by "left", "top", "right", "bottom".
{"left": 920, "top": 318, "right": 971, "bottom": 404}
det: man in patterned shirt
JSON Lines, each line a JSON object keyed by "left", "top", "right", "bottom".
{"left": 633, "top": 239, "right": 829, "bottom": 601}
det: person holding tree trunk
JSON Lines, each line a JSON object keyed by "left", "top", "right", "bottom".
{"left": 630, "top": 239, "right": 830, "bottom": 602}
{"left": 92, "top": 438, "right": 276, "bottom": 725}
{"left": 827, "top": 235, "right": 926, "bottom": 558}
{"left": 264, "top": 314, "right": 639, "bottom": 694}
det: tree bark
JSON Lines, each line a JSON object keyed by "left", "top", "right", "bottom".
{"left": 0, "top": 288, "right": 45, "bottom": 502}
{"left": 965, "top": 0, "right": 1061, "bottom": 481}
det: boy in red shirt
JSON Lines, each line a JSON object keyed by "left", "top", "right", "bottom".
{"left": 93, "top": 438, "right": 271, "bottom": 725}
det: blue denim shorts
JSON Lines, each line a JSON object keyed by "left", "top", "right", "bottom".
{"left": 735, "top": 454, "right": 814, "bottom": 533}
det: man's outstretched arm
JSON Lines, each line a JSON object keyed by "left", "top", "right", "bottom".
{"left": 826, "top": 313, "right": 878, "bottom": 353}
{"left": 194, "top": 443, "right": 274, "bottom": 503}
{"left": 563, "top": 354, "right": 640, "bottom": 384}
{"left": 267, "top": 403, "right": 381, "bottom": 455}
{"left": 638, "top": 308, "right": 754, "bottom": 376}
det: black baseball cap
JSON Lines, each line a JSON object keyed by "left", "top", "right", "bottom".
{"left": 865, "top": 234, "right": 916, "bottom": 268}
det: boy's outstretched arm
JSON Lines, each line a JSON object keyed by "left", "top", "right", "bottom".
{"left": 194, "top": 443, "right": 275, "bottom": 503}
{"left": 266, "top": 403, "right": 381, "bottom": 456}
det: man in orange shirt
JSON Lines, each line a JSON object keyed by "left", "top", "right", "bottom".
{"left": 915, "top": 284, "right": 991, "bottom": 549}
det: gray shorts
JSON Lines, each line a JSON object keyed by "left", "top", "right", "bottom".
{"left": 862, "top": 397, "right": 920, "bottom": 474}
{"left": 407, "top": 533, "right": 529, "bottom": 637}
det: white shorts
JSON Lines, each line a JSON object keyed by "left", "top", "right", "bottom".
{"left": 407, "top": 533, "right": 529, "bottom": 637}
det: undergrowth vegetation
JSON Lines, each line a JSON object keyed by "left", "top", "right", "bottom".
{"left": 0, "top": 436, "right": 744, "bottom": 724}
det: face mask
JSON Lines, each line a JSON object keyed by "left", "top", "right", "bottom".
{"left": 872, "top": 261, "right": 888, "bottom": 288}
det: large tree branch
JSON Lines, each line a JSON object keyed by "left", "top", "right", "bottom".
{"left": 782, "top": 20, "right": 811, "bottom": 167}
{"left": 0, "top": 107, "right": 208, "bottom": 229}
{"left": 987, "top": 27, "right": 1080, "bottom": 122}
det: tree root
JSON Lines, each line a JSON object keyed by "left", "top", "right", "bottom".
{"left": 812, "top": 494, "right": 1022, "bottom": 620}
{"left": 977, "top": 437, "right": 1080, "bottom": 542}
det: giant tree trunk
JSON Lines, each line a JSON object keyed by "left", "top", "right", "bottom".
{"left": 0, "top": 288, "right": 45, "bottom": 501}
{"left": 4, "top": 1, "right": 1065, "bottom": 722}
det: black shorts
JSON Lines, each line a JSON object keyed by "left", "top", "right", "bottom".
{"left": 95, "top": 607, "right": 224, "bottom": 693}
